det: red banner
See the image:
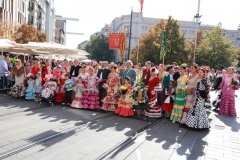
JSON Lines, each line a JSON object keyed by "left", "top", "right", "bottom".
{"left": 109, "top": 33, "right": 124, "bottom": 49}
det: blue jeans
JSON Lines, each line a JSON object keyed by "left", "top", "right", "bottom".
{"left": 0, "top": 76, "right": 7, "bottom": 93}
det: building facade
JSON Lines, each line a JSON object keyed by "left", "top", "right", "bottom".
{"left": 55, "top": 15, "right": 66, "bottom": 45}
{"left": 26, "top": 0, "right": 45, "bottom": 32}
{"left": 0, "top": 0, "right": 14, "bottom": 23}
{"left": 77, "top": 40, "right": 89, "bottom": 50}
{"left": 111, "top": 13, "right": 240, "bottom": 62}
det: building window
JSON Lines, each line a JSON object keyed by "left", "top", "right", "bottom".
{"left": 142, "top": 26, "right": 148, "bottom": 31}
{"left": 223, "top": 33, "right": 225, "bottom": 36}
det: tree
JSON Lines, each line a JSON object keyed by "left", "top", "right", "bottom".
{"left": 14, "top": 23, "right": 46, "bottom": 44}
{"left": 131, "top": 16, "right": 187, "bottom": 65}
{"left": 185, "top": 29, "right": 204, "bottom": 64}
{"left": 85, "top": 34, "right": 114, "bottom": 62}
{"left": 0, "top": 19, "right": 19, "bottom": 40}
{"left": 196, "top": 23, "right": 239, "bottom": 69}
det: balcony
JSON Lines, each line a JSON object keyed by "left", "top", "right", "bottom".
{"left": 28, "top": 6, "right": 33, "bottom": 11}
{"left": 28, "top": 21, "right": 33, "bottom": 25}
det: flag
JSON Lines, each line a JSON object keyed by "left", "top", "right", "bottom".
{"left": 160, "top": 30, "right": 166, "bottom": 60}
{"left": 109, "top": 33, "right": 124, "bottom": 49}
{"left": 119, "top": 34, "right": 126, "bottom": 56}
{"left": 138, "top": 0, "right": 144, "bottom": 14}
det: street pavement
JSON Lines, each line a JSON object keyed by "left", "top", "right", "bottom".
{"left": 0, "top": 90, "right": 239, "bottom": 160}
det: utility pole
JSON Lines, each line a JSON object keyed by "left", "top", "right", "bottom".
{"left": 193, "top": 0, "right": 201, "bottom": 63}
{"left": 127, "top": 8, "right": 133, "bottom": 60}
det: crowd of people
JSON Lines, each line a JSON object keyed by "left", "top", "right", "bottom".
{"left": 0, "top": 57, "right": 239, "bottom": 129}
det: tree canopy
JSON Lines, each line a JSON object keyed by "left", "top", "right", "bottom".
{"left": 14, "top": 23, "right": 46, "bottom": 44}
{"left": 195, "top": 23, "right": 239, "bottom": 69}
{"left": 131, "top": 16, "right": 187, "bottom": 65}
{"left": 85, "top": 34, "right": 114, "bottom": 62}
{"left": 131, "top": 19, "right": 239, "bottom": 68}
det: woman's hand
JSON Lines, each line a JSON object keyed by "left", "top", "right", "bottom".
{"left": 207, "top": 94, "right": 210, "bottom": 99}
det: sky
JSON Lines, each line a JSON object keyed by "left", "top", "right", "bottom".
{"left": 54, "top": 0, "right": 240, "bottom": 49}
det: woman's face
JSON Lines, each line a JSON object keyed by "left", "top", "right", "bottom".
{"left": 124, "top": 79, "right": 129, "bottom": 84}
{"left": 46, "top": 61, "right": 50, "bottom": 66}
{"left": 27, "top": 61, "right": 30, "bottom": 66}
{"left": 135, "top": 65, "right": 140, "bottom": 70}
{"left": 69, "top": 61, "right": 73, "bottom": 66}
{"left": 180, "top": 67, "right": 185, "bottom": 74}
{"left": 16, "top": 61, "right": 21, "bottom": 66}
{"left": 35, "top": 62, "right": 39, "bottom": 67}
{"left": 82, "top": 63, "right": 86, "bottom": 68}
{"left": 190, "top": 66, "right": 197, "bottom": 74}
{"left": 228, "top": 68, "right": 233, "bottom": 74}
{"left": 111, "top": 67, "right": 115, "bottom": 72}
{"left": 37, "top": 74, "right": 40, "bottom": 78}
{"left": 198, "top": 70, "right": 204, "bottom": 78}
{"left": 47, "top": 70, "right": 51, "bottom": 74}
{"left": 150, "top": 71, "right": 154, "bottom": 76}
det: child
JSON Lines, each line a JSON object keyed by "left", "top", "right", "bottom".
{"left": 82, "top": 68, "right": 100, "bottom": 109}
{"left": 71, "top": 77, "right": 85, "bottom": 108}
{"left": 115, "top": 77, "right": 134, "bottom": 116}
{"left": 34, "top": 72, "right": 42, "bottom": 101}
{"left": 25, "top": 75, "right": 36, "bottom": 100}
{"left": 162, "top": 79, "right": 176, "bottom": 118}
{"left": 42, "top": 85, "right": 55, "bottom": 99}
{"left": 61, "top": 74, "right": 74, "bottom": 106}
{"left": 45, "top": 69, "right": 53, "bottom": 82}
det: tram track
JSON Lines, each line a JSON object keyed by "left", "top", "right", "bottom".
{"left": 98, "top": 119, "right": 165, "bottom": 160}
{"left": 0, "top": 112, "right": 115, "bottom": 159}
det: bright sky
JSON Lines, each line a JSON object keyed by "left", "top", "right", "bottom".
{"left": 54, "top": 0, "right": 240, "bottom": 49}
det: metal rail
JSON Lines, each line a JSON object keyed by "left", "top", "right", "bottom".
{"left": 0, "top": 112, "right": 115, "bottom": 159}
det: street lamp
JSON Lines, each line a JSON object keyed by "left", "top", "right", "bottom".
{"left": 193, "top": 0, "right": 202, "bottom": 63}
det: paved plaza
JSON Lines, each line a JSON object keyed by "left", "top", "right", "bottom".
{"left": 0, "top": 90, "right": 239, "bottom": 160}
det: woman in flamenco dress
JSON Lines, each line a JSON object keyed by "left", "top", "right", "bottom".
{"left": 101, "top": 65, "right": 120, "bottom": 111}
{"left": 56, "top": 69, "right": 67, "bottom": 103}
{"left": 144, "top": 67, "right": 162, "bottom": 118}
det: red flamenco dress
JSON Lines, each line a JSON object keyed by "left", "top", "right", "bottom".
{"left": 56, "top": 74, "right": 66, "bottom": 103}
{"left": 144, "top": 76, "right": 162, "bottom": 118}
{"left": 82, "top": 74, "right": 100, "bottom": 109}
{"left": 115, "top": 84, "right": 134, "bottom": 116}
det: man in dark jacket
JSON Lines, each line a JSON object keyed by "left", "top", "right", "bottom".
{"left": 70, "top": 59, "right": 81, "bottom": 101}
{"left": 97, "top": 61, "right": 111, "bottom": 106}
{"left": 70, "top": 59, "right": 81, "bottom": 79}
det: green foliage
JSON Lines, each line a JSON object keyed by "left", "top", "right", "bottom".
{"left": 84, "top": 34, "right": 114, "bottom": 62}
{"left": 131, "top": 16, "right": 187, "bottom": 65}
{"left": 195, "top": 23, "right": 238, "bottom": 69}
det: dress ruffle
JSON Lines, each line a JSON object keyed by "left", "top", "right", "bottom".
{"left": 115, "top": 107, "right": 134, "bottom": 116}
{"left": 170, "top": 92, "right": 186, "bottom": 122}
{"left": 219, "top": 95, "right": 236, "bottom": 116}
{"left": 144, "top": 98, "right": 161, "bottom": 118}
{"left": 81, "top": 90, "right": 100, "bottom": 109}
{"left": 162, "top": 103, "right": 174, "bottom": 113}
{"left": 70, "top": 93, "right": 83, "bottom": 108}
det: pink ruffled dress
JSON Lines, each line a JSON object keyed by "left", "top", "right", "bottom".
{"left": 82, "top": 74, "right": 100, "bottom": 109}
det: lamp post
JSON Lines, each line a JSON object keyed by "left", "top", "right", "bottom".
{"left": 127, "top": 7, "right": 133, "bottom": 60}
{"left": 193, "top": 0, "right": 201, "bottom": 63}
